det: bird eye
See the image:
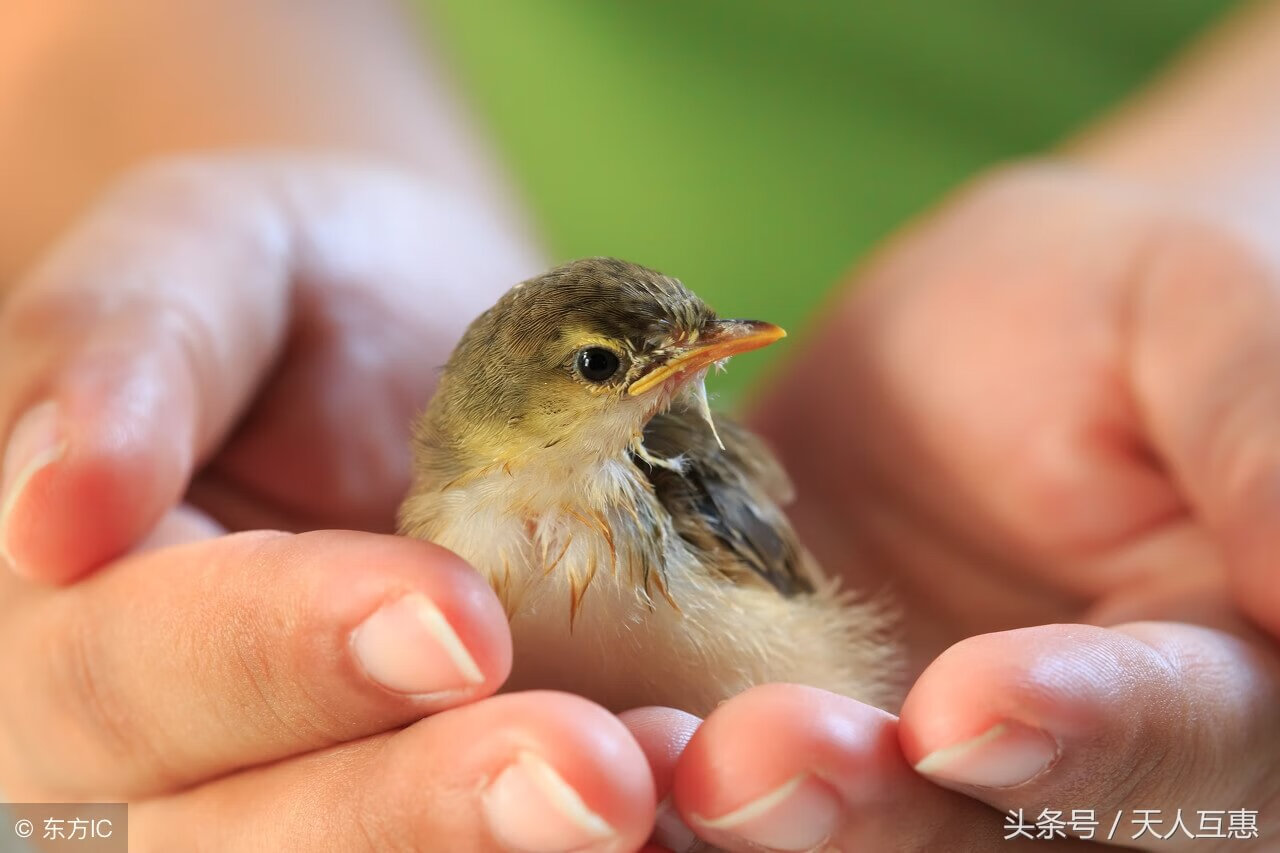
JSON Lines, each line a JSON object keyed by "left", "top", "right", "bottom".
{"left": 576, "top": 347, "right": 621, "bottom": 383}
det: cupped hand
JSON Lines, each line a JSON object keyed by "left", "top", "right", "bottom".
{"left": 0, "top": 157, "right": 664, "bottom": 851}
{"left": 0, "top": 526, "right": 656, "bottom": 849}
{"left": 0, "top": 154, "right": 539, "bottom": 580}
{"left": 13, "top": 156, "right": 1278, "bottom": 851}
{"left": 655, "top": 163, "right": 1280, "bottom": 850}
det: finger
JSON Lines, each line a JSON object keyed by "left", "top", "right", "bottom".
{"left": 0, "top": 160, "right": 292, "bottom": 582}
{"left": 181, "top": 163, "right": 539, "bottom": 535}
{"left": 0, "top": 157, "right": 537, "bottom": 582}
{"left": 619, "top": 706, "right": 702, "bottom": 852}
{"left": 1125, "top": 225, "right": 1280, "bottom": 636}
{"left": 132, "top": 503, "right": 227, "bottom": 552}
{"left": 672, "top": 684, "right": 1091, "bottom": 852}
{"left": 619, "top": 707, "right": 701, "bottom": 798}
{"left": 0, "top": 529, "right": 510, "bottom": 799}
{"left": 133, "top": 691, "right": 655, "bottom": 853}
{"left": 902, "top": 623, "right": 1280, "bottom": 849}
{"left": 743, "top": 175, "right": 1189, "bottom": 649}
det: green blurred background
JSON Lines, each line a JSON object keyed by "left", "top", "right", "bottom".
{"left": 419, "top": 1, "right": 1231, "bottom": 402}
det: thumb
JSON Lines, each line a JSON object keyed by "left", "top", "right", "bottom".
{"left": 901, "top": 623, "right": 1280, "bottom": 848}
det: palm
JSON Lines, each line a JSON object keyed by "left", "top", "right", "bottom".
{"left": 184, "top": 279, "right": 443, "bottom": 535}
{"left": 749, "top": 166, "right": 1262, "bottom": 674}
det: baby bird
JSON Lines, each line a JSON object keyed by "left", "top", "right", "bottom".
{"left": 399, "top": 258, "right": 898, "bottom": 716}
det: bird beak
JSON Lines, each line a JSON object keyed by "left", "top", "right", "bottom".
{"left": 627, "top": 319, "right": 786, "bottom": 396}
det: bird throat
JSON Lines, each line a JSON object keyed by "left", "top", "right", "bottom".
{"left": 403, "top": 375, "right": 727, "bottom": 629}
{"left": 405, "top": 427, "right": 686, "bottom": 629}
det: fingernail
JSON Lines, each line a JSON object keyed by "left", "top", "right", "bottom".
{"left": 1, "top": 401, "right": 64, "bottom": 573}
{"left": 693, "top": 773, "right": 841, "bottom": 852}
{"left": 653, "top": 797, "right": 699, "bottom": 852}
{"left": 350, "top": 593, "right": 484, "bottom": 695}
{"left": 914, "top": 721, "right": 1060, "bottom": 788}
{"left": 483, "top": 750, "right": 616, "bottom": 852}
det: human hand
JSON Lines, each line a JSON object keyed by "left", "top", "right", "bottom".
{"left": 649, "top": 164, "right": 1280, "bottom": 850}
{"left": 0, "top": 155, "right": 545, "bottom": 579}
{"left": 0, "top": 526, "right": 662, "bottom": 849}
{"left": 0, "top": 158, "right": 663, "bottom": 851}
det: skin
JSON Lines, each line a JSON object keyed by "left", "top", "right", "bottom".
{"left": 741, "top": 164, "right": 1280, "bottom": 850}
{"left": 2, "top": 1, "right": 1280, "bottom": 851}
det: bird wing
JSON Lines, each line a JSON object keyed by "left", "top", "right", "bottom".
{"left": 634, "top": 408, "right": 816, "bottom": 596}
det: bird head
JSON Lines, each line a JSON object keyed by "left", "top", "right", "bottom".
{"left": 419, "top": 257, "right": 785, "bottom": 477}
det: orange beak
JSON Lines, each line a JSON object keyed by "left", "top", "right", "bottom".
{"left": 627, "top": 319, "right": 786, "bottom": 396}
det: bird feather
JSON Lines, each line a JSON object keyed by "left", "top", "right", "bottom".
{"left": 633, "top": 408, "right": 816, "bottom": 596}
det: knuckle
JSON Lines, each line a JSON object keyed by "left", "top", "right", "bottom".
{"left": 1197, "top": 384, "right": 1280, "bottom": 512}
{"left": 1152, "top": 215, "right": 1272, "bottom": 277}
{"left": 107, "top": 156, "right": 248, "bottom": 211}
{"left": 1086, "top": 632, "right": 1207, "bottom": 811}
{"left": 51, "top": 610, "right": 179, "bottom": 789}
{"left": 60, "top": 617, "right": 130, "bottom": 754}
{"left": 1092, "top": 733, "right": 1183, "bottom": 815}
{"left": 352, "top": 798, "right": 412, "bottom": 853}
{"left": 3, "top": 153, "right": 286, "bottom": 337}
{"left": 104, "top": 155, "right": 286, "bottom": 264}
{"left": 220, "top": 600, "right": 352, "bottom": 750}
{"left": 350, "top": 743, "right": 428, "bottom": 853}
{"left": 1137, "top": 214, "right": 1276, "bottom": 316}
{"left": 1131, "top": 216, "right": 1280, "bottom": 499}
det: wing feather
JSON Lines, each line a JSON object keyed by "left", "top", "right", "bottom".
{"left": 633, "top": 408, "right": 815, "bottom": 596}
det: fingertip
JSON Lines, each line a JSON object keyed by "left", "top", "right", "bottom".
{"left": 898, "top": 625, "right": 1122, "bottom": 769}
{"left": 133, "top": 503, "right": 226, "bottom": 551}
{"left": 677, "top": 686, "right": 861, "bottom": 795}
{"left": 673, "top": 685, "right": 897, "bottom": 853}
{"left": 1, "top": 432, "right": 183, "bottom": 584}
{"left": 899, "top": 624, "right": 1198, "bottom": 797}
{"left": 677, "top": 684, "right": 887, "bottom": 789}
{"left": 2, "top": 356, "right": 196, "bottom": 583}
{"left": 374, "top": 533, "right": 514, "bottom": 686}
{"left": 283, "top": 530, "right": 514, "bottom": 699}
{"left": 899, "top": 620, "right": 1280, "bottom": 836}
{"left": 421, "top": 691, "right": 656, "bottom": 852}
{"left": 518, "top": 691, "right": 659, "bottom": 847}
{"left": 616, "top": 707, "right": 701, "bottom": 852}
{"left": 617, "top": 706, "right": 701, "bottom": 797}
{"left": 0, "top": 399, "right": 62, "bottom": 577}
{"left": 512, "top": 691, "right": 659, "bottom": 811}
{"left": 674, "top": 683, "right": 1062, "bottom": 851}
